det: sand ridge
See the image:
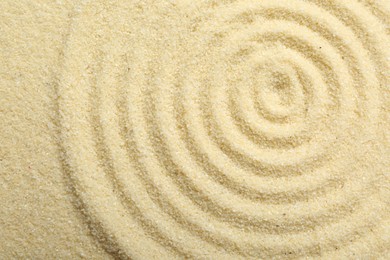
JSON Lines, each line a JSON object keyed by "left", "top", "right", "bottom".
{"left": 49, "top": 0, "right": 390, "bottom": 258}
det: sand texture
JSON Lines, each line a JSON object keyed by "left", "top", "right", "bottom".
{"left": 1, "top": 0, "right": 390, "bottom": 259}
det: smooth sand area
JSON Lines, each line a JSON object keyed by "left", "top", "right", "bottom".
{"left": 1, "top": 0, "right": 389, "bottom": 259}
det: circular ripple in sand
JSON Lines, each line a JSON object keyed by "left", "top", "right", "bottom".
{"left": 58, "top": 0, "right": 390, "bottom": 258}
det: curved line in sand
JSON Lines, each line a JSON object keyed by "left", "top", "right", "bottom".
{"left": 58, "top": 0, "right": 390, "bottom": 258}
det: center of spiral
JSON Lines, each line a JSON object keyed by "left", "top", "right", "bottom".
{"left": 254, "top": 63, "right": 304, "bottom": 121}
{"left": 264, "top": 71, "right": 293, "bottom": 106}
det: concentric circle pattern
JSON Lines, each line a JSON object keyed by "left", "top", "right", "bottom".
{"left": 58, "top": 0, "right": 390, "bottom": 259}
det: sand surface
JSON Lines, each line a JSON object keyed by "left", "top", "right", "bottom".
{"left": 1, "top": 0, "right": 390, "bottom": 259}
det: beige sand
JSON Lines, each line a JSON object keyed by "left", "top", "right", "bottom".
{"left": 1, "top": 0, "right": 390, "bottom": 259}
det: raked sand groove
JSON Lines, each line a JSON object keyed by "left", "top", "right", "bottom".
{"left": 57, "top": 0, "right": 390, "bottom": 259}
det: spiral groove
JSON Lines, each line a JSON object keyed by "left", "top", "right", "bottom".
{"left": 58, "top": 0, "right": 390, "bottom": 258}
